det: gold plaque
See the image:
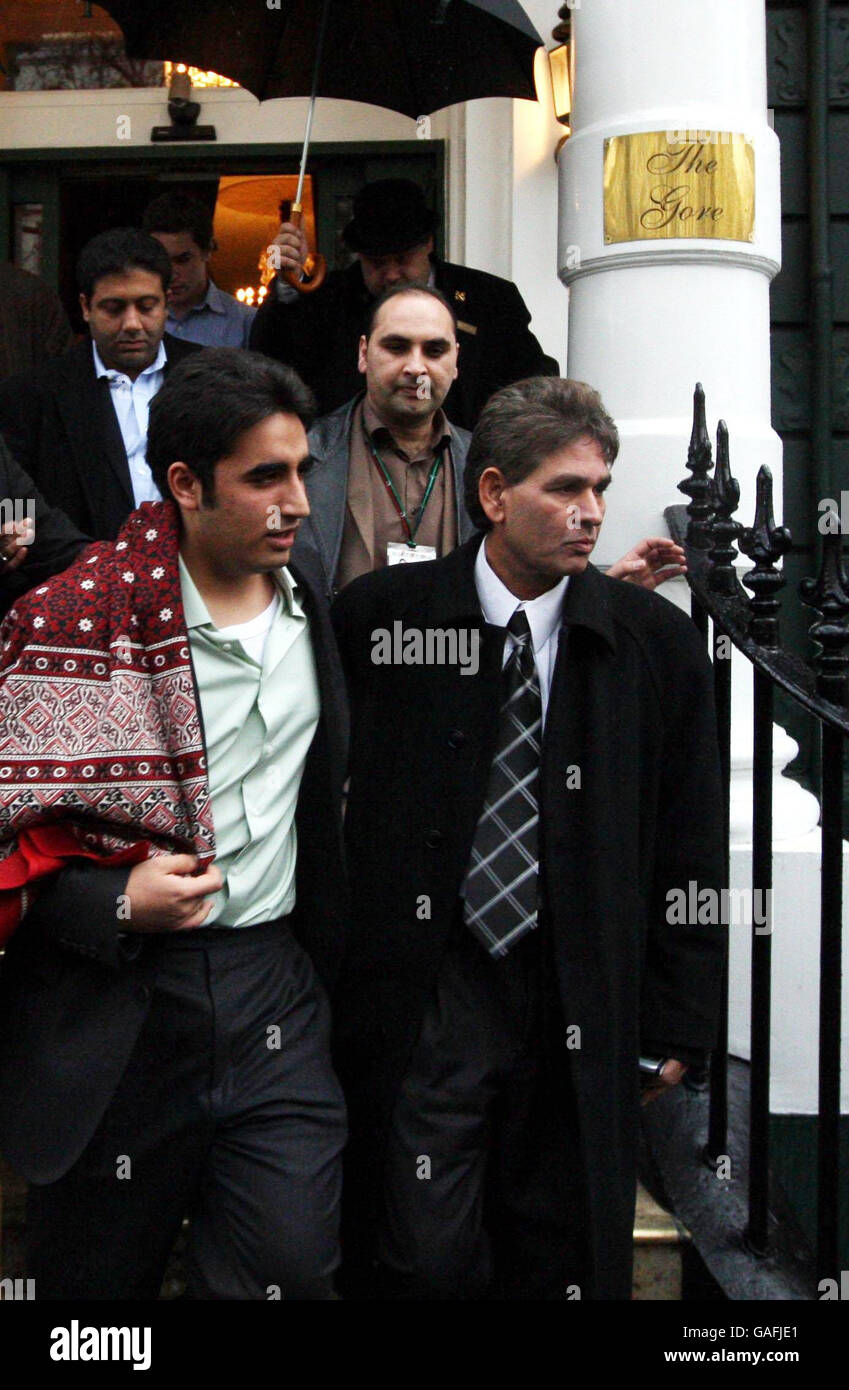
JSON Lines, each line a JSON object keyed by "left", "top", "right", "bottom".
{"left": 603, "top": 132, "right": 755, "bottom": 245}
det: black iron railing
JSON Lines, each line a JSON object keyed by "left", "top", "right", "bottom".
{"left": 665, "top": 383, "right": 847, "bottom": 1285}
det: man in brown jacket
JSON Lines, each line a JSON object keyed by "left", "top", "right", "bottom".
{"left": 0, "top": 262, "right": 74, "bottom": 382}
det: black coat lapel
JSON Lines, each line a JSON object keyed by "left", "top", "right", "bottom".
{"left": 96, "top": 378, "right": 134, "bottom": 505}
{"left": 54, "top": 342, "right": 133, "bottom": 512}
{"left": 289, "top": 546, "right": 349, "bottom": 775}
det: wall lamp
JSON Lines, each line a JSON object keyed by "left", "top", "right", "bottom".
{"left": 549, "top": 4, "right": 572, "bottom": 157}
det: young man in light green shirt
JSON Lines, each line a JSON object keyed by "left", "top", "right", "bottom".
{"left": 4, "top": 349, "right": 349, "bottom": 1301}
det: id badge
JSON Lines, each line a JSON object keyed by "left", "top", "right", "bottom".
{"left": 387, "top": 542, "right": 438, "bottom": 566}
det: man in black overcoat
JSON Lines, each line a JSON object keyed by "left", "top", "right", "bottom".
{"left": 331, "top": 376, "right": 725, "bottom": 1300}
{"left": 0, "top": 433, "right": 88, "bottom": 615}
{"left": 251, "top": 179, "right": 556, "bottom": 431}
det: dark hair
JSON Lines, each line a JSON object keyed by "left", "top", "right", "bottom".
{"left": 464, "top": 377, "right": 619, "bottom": 532}
{"left": 76, "top": 227, "right": 172, "bottom": 300}
{"left": 142, "top": 192, "right": 215, "bottom": 253}
{"left": 147, "top": 348, "right": 315, "bottom": 503}
{"left": 365, "top": 282, "right": 457, "bottom": 339}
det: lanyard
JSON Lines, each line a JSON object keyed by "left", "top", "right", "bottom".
{"left": 367, "top": 435, "right": 445, "bottom": 546}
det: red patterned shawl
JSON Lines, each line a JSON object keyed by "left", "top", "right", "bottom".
{"left": 0, "top": 499, "right": 215, "bottom": 942}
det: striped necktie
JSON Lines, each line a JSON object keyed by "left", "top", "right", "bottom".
{"left": 464, "top": 608, "right": 541, "bottom": 957}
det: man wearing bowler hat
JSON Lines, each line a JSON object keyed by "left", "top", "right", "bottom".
{"left": 251, "top": 178, "right": 556, "bottom": 432}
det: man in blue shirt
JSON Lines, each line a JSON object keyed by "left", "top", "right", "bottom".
{"left": 143, "top": 192, "right": 256, "bottom": 349}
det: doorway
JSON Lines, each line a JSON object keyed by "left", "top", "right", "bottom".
{"left": 1, "top": 141, "right": 445, "bottom": 332}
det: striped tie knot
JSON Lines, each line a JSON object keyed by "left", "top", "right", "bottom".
{"left": 506, "top": 609, "right": 532, "bottom": 644}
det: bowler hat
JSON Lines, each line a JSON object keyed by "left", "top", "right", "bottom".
{"left": 343, "top": 179, "right": 435, "bottom": 256}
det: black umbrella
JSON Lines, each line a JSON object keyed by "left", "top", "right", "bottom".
{"left": 98, "top": 0, "right": 543, "bottom": 290}
{"left": 98, "top": 1, "right": 542, "bottom": 115}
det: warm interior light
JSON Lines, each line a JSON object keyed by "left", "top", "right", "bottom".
{"left": 164, "top": 61, "right": 238, "bottom": 89}
{"left": 549, "top": 44, "right": 571, "bottom": 126}
{"left": 235, "top": 285, "right": 269, "bottom": 306}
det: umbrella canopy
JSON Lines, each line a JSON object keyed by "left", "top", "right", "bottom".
{"left": 96, "top": 0, "right": 543, "bottom": 118}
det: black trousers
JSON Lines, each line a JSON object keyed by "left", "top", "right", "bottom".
{"left": 374, "top": 916, "right": 590, "bottom": 1300}
{"left": 27, "top": 922, "right": 346, "bottom": 1300}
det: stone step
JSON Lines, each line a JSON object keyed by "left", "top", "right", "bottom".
{"left": 2, "top": 1166, "right": 690, "bottom": 1297}
{"left": 633, "top": 1181, "right": 690, "bottom": 1300}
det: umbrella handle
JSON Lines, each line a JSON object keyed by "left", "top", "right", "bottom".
{"left": 281, "top": 204, "right": 327, "bottom": 295}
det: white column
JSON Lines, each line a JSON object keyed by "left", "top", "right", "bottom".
{"left": 558, "top": 0, "right": 847, "bottom": 1114}
{"left": 559, "top": 0, "right": 781, "bottom": 560}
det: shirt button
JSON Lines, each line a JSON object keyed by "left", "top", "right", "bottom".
{"left": 425, "top": 829, "right": 443, "bottom": 849}
{"left": 222, "top": 643, "right": 232, "bottom": 651}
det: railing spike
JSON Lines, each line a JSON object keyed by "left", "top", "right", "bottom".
{"left": 690, "top": 381, "right": 708, "bottom": 453}
{"left": 678, "top": 381, "right": 715, "bottom": 549}
{"left": 706, "top": 419, "right": 742, "bottom": 594}
{"left": 800, "top": 526, "right": 849, "bottom": 704}
{"left": 739, "top": 465, "right": 791, "bottom": 649}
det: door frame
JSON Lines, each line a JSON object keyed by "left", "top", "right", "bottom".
{"left": 1, "top": 140, "right": 445, "bottom": 290}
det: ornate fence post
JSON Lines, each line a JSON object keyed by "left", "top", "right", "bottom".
{"left": 739, "top": 466, "right": 791, "bottom": 648}
{"left": 679, "top": 382, "right": 715, "bottom": 550}
{"left": 707, "top": 421, "right": 742, "bottom": 595}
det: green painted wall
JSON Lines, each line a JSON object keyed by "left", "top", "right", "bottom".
{"left": 767, "top": 2, "right": 849, "bottom": 808}
{"left": 770, "top": 1115, "right": 849, "bottom": 1270}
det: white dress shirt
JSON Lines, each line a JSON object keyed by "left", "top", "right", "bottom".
{"left": 92, "top": 339, "right": 166, "bottom": 508}
{"left": 474, "top": 536, "right": 569, "bottom": 726}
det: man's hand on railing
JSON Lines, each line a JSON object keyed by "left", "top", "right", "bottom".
{"left": 608, "top": 538, "right": 687, "bottom": 590}
{"left": 640, "top": 1058, "right": 688, "bottom": 1106}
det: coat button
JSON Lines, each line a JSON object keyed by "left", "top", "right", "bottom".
{"left": 135, "top": 984, "right": 151, "bottom": 1002}
{"left": 448, "top": 729, "right": 465, "bottom": 750}
{"left": 425, "top": 829, "right": 443, "bottom": 849}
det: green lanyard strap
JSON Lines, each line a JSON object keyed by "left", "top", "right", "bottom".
{"left": 368, "top": 435, "right": 445, "bottom": 546}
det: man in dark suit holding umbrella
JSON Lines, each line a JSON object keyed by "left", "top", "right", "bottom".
{"left": 252, "top": 179, "right": 557, "bottom": 431}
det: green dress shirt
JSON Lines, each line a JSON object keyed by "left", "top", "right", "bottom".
{"left": 179, "top": 556, "right": 320, "bottom": 927}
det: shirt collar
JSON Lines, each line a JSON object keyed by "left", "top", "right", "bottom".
{"left": 92, "top": 337, "right": 167, "bottom": 382}
{"left": 474, "top": 534, "right": 569, "bottom": 653}
{"left": 362, "top": 396, "right": 451, "bottom": 458}
{"left": 195, "top": 279, "right": 229, "bottom": 316}
{"left": 178, "top": 554, "right": 303, "bottom": 631}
